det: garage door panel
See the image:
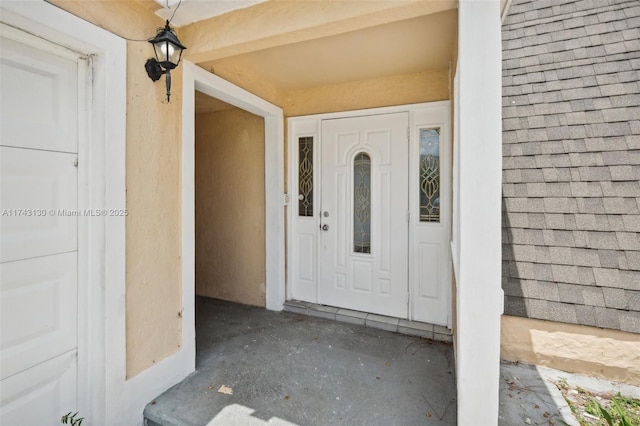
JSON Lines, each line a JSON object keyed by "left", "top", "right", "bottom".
{"left": 0, "top": 252, "right": 77, "bottom": 380}
{"left": 0, "top": 37, "right": 78, "bottom": 153}
{"left": 0, "top": 350, "right": 77, "bottom": 426}
{"left": 0, "top": 28, "right": 81, "bottom": 423}
{"left": 0, "top": 147, "right": 77, "bottom": 263}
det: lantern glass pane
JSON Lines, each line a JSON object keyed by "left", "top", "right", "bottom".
{"left": 153, "top": 42, "right": 168, "bottom": 63}
{"left": 168, "top": 43, "right": 182, "bottom": 65}
{"left": 153, "top": 41, "right": 182, "bottom": 66}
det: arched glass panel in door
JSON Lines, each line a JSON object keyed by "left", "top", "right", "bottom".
{"left": 354, "top": 152, "right": 371, "bottom": 254}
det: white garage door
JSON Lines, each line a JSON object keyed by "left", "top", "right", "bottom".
{"left": 1, "top": 27, "right": 82, "bottom": 425}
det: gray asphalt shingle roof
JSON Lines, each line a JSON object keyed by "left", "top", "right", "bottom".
{"left": 502, "top": 0, "right": 640, "bottom": 333}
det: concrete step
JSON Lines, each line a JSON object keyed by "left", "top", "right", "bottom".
{"left": 283, "top": 300, "right": 453, "bottom": 343}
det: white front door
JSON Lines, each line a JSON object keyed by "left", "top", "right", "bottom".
{"left": 289, "top": 103, "right": 451, "bottom": 325}
{"left": 1, "top": 28, "right": 82, "bottom": 425}
{"left": 318, "top": 113, "right": 409, "bottom": 318}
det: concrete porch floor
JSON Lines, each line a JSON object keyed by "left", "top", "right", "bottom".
{"left": 144, "top": 297, "right": 457, "bottom": 425}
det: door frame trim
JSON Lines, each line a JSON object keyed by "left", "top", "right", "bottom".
{"left": 287, "top": 101, "right": 452, "bottom": 325}
{"left": 181, "top": 59, "right": 286, "bottom": 334}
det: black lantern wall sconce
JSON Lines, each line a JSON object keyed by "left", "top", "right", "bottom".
{"left": 145, "top": 20, "right": 186, "bottom": 102}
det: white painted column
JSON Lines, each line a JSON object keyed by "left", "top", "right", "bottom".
{"left": 455, "top": 0, "right": 503, "bottom": 424}
{"left": 264, "top": 115, "right": 286, "bottom": 311}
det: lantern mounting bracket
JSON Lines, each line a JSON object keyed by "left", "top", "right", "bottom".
{"left": 145, "top": 58, "right": 164, "bottom": 82}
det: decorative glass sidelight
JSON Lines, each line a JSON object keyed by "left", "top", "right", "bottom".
{"left": 353, "top": 152, "right": 371, "bottom": 253}
{"left": 419, "top": 128, "right": 440, "bottom": 222}
{"left": 298, "top": 136, "right": 313, "bottom": 217}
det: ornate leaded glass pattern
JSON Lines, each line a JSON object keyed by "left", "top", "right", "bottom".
{"left": 298, "top": 136, "right": 313, "bottom": 217}
{"left": 354, "top": 152, "right": 371, "bottom": 254}
{"left": 419, "top": 128, "right": 440, "bottom": 222}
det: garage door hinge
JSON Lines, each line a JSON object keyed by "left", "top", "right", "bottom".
{"left": 73, "top": 158, "right": 78, "bottom": 168}
{"left": 407, "top": 127, "right": 410, "bottom": 140}
{"left": 407, "top": 210, "right": 410, "bottom": 222}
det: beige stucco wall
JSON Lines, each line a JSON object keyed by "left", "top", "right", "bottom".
{"left": 125, "top": 42, "right": 183, "bottom": 378}
{"left": 47, "top": 0, "right": 183, "bottom": 379}
{"left": 284, "top": 69, "right": 449, "bottom": 117}
{"left": 203, "top": 61, "right": 285, "bottom": 108}
{"left": 502, "top": 315, "right": 640, "bottom": 386}
{"left": 202, "top": 68, "right": 450, "bottom": 119}
{"left": 195, "top": 108, "right": 266, "bottom": 307}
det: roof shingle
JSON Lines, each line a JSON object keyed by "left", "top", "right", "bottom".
{"left": 502, "top": 0, "right": 640, "bottom": 333}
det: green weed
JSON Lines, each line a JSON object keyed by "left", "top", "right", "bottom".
{"left": 61, "top": 412, "right": 83, "bottom": 426}
{"left": 597, "top": 394, "right": 640, "bottom": 426}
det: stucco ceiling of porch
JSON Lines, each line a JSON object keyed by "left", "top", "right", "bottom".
{"left": 198, "top": 10, "right": 457, "bottom": 92}
{"left": 159, "top": 0, "right": 458, "bottom": 102}
{"left": 135, "top": 0, "right": 512, "bottom": 102}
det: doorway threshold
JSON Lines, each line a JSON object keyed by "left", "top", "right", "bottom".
{"left": 283, "top": 300, "right": 452, "bottom": 343}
